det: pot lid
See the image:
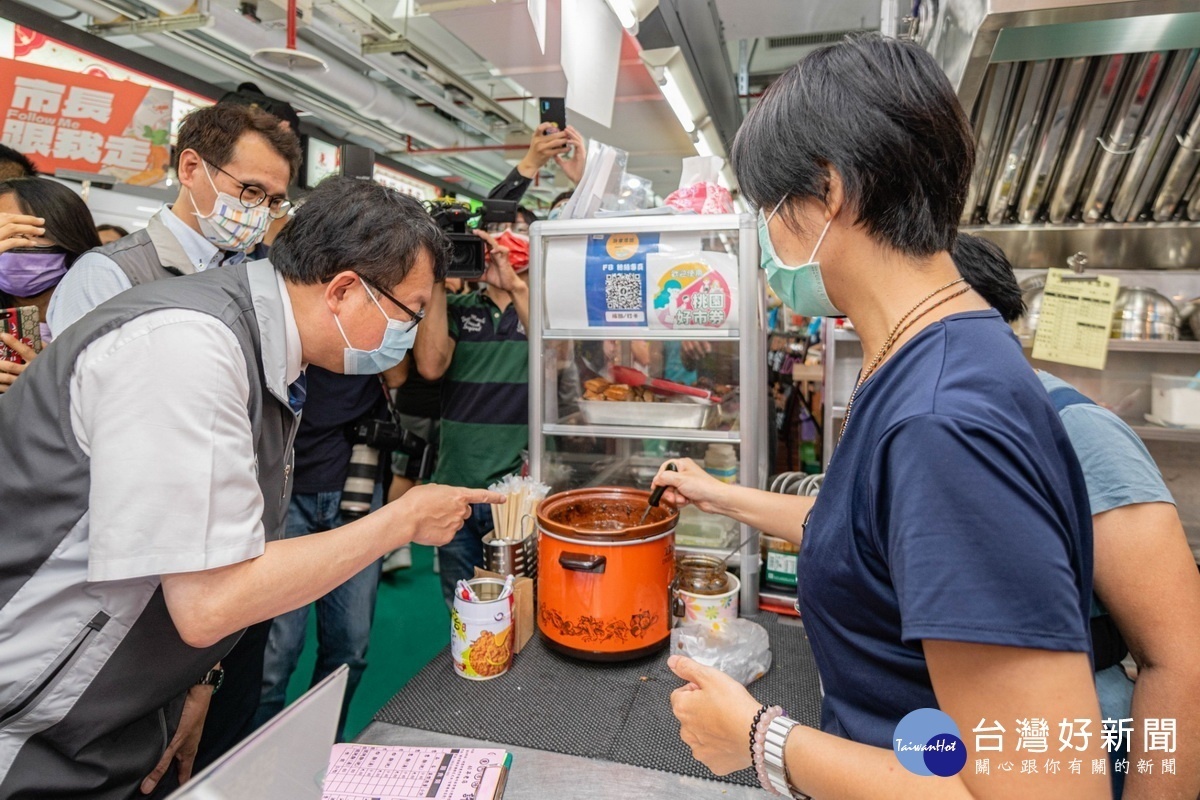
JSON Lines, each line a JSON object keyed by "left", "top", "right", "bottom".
{"left": 537, "top": 487, "right": 678, "bottom": 541}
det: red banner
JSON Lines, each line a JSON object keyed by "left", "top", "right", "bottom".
{"left": 0, "top": 59, "right": 173, "bottom": 185}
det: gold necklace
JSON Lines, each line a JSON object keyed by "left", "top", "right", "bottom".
{"left": 838, "top": 279, "right": 969, "bottom": 440}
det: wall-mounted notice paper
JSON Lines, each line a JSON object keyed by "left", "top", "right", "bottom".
{"left": 1031, "top": 268, "right": 1120, "bottom": 371}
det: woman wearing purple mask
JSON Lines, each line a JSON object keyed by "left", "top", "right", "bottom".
{"left": 0, "top": 177, "right": 101, "bottom": 393}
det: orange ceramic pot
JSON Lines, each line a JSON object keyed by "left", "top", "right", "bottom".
{"left": 536, "top": 487, "right": 677, "bottom": 661}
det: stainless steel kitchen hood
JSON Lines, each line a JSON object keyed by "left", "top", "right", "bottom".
{"left": 892, "top": 0, "right": 1200, "bottom": 241}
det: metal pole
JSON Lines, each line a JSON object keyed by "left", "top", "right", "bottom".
{"left": 528, "top": 222, "right": 546, "bottom": 485}
{"left": 738, "top": 212, "right": 763, "bottom": 614}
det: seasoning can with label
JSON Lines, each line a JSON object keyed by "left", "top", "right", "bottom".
{"left": 450, "top": 578, "right": 514, "bottom": 680}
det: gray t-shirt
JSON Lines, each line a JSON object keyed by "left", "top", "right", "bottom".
{"left": 1039, "top": 372, "right": 1175, "bottom": 514}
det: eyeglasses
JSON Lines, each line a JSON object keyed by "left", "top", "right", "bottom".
{"left": 206, "top": 161, "right": 292, "bottom": 219}
{"left": 364, "top": 280, "right": 424, "bottom": 332}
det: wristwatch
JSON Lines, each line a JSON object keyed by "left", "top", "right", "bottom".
{"left": 196, "top": 667, "right": 224, "bottom": 693}
{"left": 764, "top": 716, "right": 811, "bottom": 800}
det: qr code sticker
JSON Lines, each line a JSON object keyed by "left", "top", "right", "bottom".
{"left": 605, "top": 273, "right": 642, "bottom": 310}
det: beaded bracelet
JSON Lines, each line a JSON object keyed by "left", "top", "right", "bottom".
{"left": 753, "top": 705, "right": 785, "bottom": 794}
{"left": 748, "top": 704, "right": 769, "bottom": 766}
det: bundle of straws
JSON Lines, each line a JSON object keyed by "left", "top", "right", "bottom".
{"left": 487, "top": 475, "right": 550, "bottom": 542}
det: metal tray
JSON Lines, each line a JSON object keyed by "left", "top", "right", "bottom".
{"left": 986, "top": 59, "right": 1054, "bottom": 225}
{"left": 1048, "top": 54, "right": 1130, "bottom": 223}
{"left": 1112, "top": 49, "right": 1200, "bottom": 222}
{"left": 1081, "top": 51, "right": 1168, "bottom": 223}
{"left": 1018, "top": 58, "right": 1092, "bottom": 223}
{"left": 578, "top": 399, "right": 717, "bottom": 429}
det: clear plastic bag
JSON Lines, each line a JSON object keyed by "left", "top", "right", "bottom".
{"left": 669, "top": 619, "right": 773, "bottom": 685}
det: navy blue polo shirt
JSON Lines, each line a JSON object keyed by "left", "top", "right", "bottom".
{"left": 292, "top": 366, "right": 387, "bottom": 494}
{"left": 798, "top": 310, "right": 1093, "bottom": 748}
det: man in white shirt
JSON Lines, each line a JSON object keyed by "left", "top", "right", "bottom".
{"left": 47, "top": 103, "right": 299, "bottom": 335}
{"left": 0, "top": 177, "right": 504, "bottom": 799}
{"left": 41, "top": 102, "right": 302, "bottom": 779}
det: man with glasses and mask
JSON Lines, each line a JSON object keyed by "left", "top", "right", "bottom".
{"left": 47, "top": 103, "right": 299, "bottom": 334}
{"left": 252, "top": 224, "right": 420, "bottom": 744}
{"left": 43, "top": 102, "right": 300, "bottom": 783}
{"left": 0, "top": 178, "right": 503, "bottom": 798}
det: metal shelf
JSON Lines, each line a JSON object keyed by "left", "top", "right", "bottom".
{"left": 758, "top": 588, "right": 801, "bottom": 617}
{"left": 830, "top": 405, "right": 847, "bottom": 418}
{"left": 542, "top": 423, "right": 741, "bottom": 443}
{"left": 543, "top": 328, "right": 740, "bottom": 341}
{"left": 1020, "top": 337, "right": 1200, "bottom": 354}
{"left": 833, "top": 328, "right": 861, "bottom": 342}
{"left": 1127, "top": 423, "right": 1200, "bottom": 444}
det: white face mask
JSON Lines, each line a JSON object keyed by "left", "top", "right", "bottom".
{"left": 192, "top": 162, "right": 272, "bottom": 252}
{"left": 333, "top": 279, "right": 417, "bottom": 375}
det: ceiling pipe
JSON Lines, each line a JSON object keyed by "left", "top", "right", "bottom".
{"left": 42, "top": 0, "right": 512, "bottom": 188}
{"left": 200, "top": 4, "right": 509, "bottom": 163}
{"left": 304, "top": 13, "right": 501, "bottom": 142}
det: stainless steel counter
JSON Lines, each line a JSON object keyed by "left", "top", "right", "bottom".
{"left": 357, "top": 722, "right": 763, "bottom": 799}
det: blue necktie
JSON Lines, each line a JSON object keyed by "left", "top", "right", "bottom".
{"left": 287, "top": 372, "right": 307, "bottom": 414}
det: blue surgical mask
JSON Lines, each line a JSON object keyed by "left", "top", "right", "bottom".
{"left": 758, "top": 199, "right": 841, "bottom": 317}
{"left": 333, "top": 280, "right": 417, "bottom": 375}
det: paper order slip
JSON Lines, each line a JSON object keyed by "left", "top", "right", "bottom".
{"left": 1031, "top": 268, "right": 1121, "bottom": 371}
{"left": 323, "top": 743, "right": 510, "bottom": 800}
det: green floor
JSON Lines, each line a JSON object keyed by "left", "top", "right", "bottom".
{"left": 283, "top": 545, "right": 450, "bottom": 739}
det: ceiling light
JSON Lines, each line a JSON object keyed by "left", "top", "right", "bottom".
{"left": 660, "top": 66, "right": 695, "bottom": 134}
{"left": 695, "top": 124, "right": 724, "bottom": 159}
{"left": 601, "top": 0, "right": 638, "bottom": 32}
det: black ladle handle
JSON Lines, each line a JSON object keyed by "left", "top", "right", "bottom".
{"left": 647, "top": 462, "right": 679, "bottom": 508}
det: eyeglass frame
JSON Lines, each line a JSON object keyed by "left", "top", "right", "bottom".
{"left": 204, "top": 160, "right": 292, "bottom": 219}
{"left": 362, "top": 278, "right": 424, "bottom": 332}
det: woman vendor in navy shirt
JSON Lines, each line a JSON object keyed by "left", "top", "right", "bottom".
{"left": 652, "top": 35, "right": 1109, "bottom": 799}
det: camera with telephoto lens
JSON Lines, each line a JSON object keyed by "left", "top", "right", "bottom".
{"left": 425, "top": 199, "right": 518, "bottom": 279}
{"left": 340, "top": 417, "right": 434, "bottom": 519}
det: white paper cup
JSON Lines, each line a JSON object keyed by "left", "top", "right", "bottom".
{"left": 450, "top": 578, "right": 514, "bottom": 680}
{"left": 677, "top": 572, "right": 740, "bottom": 632}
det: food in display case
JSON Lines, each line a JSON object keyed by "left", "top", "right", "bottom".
{"left": 583, "top": 377, "right": 659, "bottom": 402}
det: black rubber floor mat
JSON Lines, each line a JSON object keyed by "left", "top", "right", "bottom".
{"left": 375, "top": 613, "right": 823, "bottom": 786}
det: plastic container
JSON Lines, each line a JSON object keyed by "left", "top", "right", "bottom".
{"left": 675, "top": 505, "right": 736, "bottom": 549}
{"left": 1150, "top": 373, "right": 1200, "bottom": 428}
{"left": 703, "top": 444, "right": 738, "bottom": 484}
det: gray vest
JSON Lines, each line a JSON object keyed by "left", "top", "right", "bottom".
{"left": 97, "top": 210, "right": 204, "bottom": 286}
{"left": 0, "top": 263, "right": 296, "bottom": 799}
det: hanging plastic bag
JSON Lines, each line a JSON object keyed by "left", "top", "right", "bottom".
{"left": 665, "top": 156, "right": 734, "bottom": 215}
{"left": 669, "top": 619, "right": 772, "bottom": 685}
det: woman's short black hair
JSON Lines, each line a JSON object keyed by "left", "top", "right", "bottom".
{"left": 952, "top": 233, "right": 1025, "bottom": 323}
{"left": 271, "top": 176, "right": 450, "bottom": 287}
{"left": 0, "top": 178, "right": 101, "bottom": 266}
{"left": 733, "top": 34, "right": 974, "bottom": 256}
{"left": 96, "top": 224, "right": 130, "bottom": 238}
